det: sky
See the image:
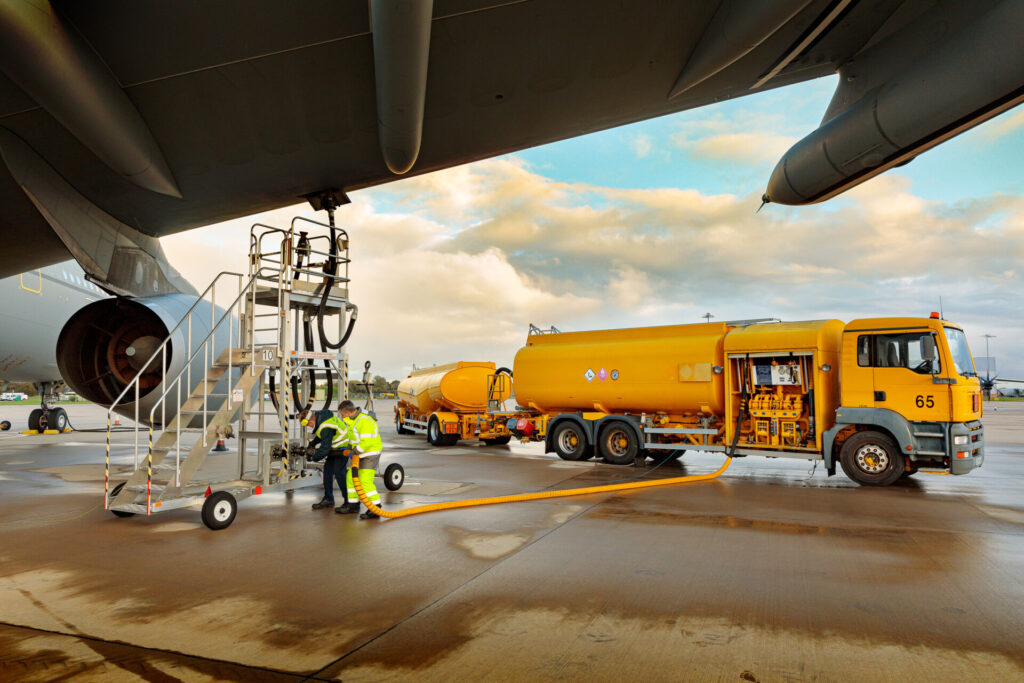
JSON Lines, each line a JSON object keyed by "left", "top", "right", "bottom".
{"left": 163, "top": 76, "right": 1024, "bottom": 383}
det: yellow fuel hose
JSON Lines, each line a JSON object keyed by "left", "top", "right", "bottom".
{"left": 350, "top": 455, "right": 732, "bottom": 520}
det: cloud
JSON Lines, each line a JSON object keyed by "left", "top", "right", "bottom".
{"left": 631, "top": 133, "right": 653, "bottom": 159}
{"left": 163, "top": 156, "right": 1024, "bottom": 381}
{"left": 982, "top": 108, "right": 1024, "bottom": 140}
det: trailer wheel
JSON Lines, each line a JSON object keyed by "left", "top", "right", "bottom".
{"left": 598, "top": 423, "right": 639, "bottom": 465}
{"left": 396, "top": 412, "right": 414, "bottom": 435}
{"left": 483, "top": 436, "right": 512, "bottom": 446}
{"left": 0, "top": 420, "right": 10, "bottom": 431}
{"left": 108, "top": 482, "right": 135, "bottom": 517}
{"left": 427, "top": 417, "right": 444, "bottom": 446}
{"left": 839, "top": 431, "right": 905, "bottom": 486}
{"left": 383, "top": 463, "right": 405, "bottom": 491}
{"left": 552, "top": 422, "right": 588, "bottom": 461}
{"left": 201, "top": 491, "right": 238, "bottom": 530}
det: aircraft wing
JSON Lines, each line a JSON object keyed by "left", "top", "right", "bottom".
{"left": 0, "top": 0, "right": 1021, "bottom": 278}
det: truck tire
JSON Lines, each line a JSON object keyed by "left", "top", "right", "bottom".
{"left": 395, "top": 413, "right": 414, "bottom": 435}
{"left": 427, "top": 416, "right": 444, "bottom": 446}
{"left": 648, "top": 449, "right": 683, "bottom": 464}
{"left": 551, "top": 422, "right": 588, "bottom": 461}
{"left": 483, "top": 436, "right": 512, "bottom": 446}
{"left": 598, "top": 422, "right": 639, "bottom": 465}
{"left": 839, "top": 430, "right": 905, "bottom": 486}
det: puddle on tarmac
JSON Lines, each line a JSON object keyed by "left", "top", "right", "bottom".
{"left": 150, "top": 522, "right": 202, "bottom": 533}
{"left": 29, "top": 465, "right": 106, "bottom": 483}
{"left": 447, "top": 528, "right": 533, "bottom": 560}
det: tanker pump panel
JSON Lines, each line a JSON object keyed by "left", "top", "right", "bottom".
{"left": 396, "top": 361, "right": 513, "bottom": 446}
{"left": 513, "top": 322, "right": 728, "bottom": 416}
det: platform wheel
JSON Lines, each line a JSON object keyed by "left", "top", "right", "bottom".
{"left": 552, "top": 421, "right": 588, "bottom": 461}
{"left": 108, "top": 482, "right": 135, "bottom": 517}
{"left": 839, "top": 430, "right": 905, "bottom": 486}
{"left": 598, "top": 422, "right": 639, "bottom": 465}
{"left": 383, "top": 463, "right": 405, "bottom": 491}
{"left": 201, "top": 491, "right": 238, "bottom": 530}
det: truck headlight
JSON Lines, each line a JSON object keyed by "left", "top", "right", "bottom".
{"left": 953, "top": 435, "right": 969, "bottom": 445}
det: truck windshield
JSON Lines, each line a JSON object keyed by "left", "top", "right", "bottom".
{"left": 944, "top": 327, "right": 976, "bottom": 377}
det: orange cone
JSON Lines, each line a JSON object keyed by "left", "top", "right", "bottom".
{"left": 213, "top": 436, "right": 228, "bottom": 452}
{"left": 114, "top": 415, "right": 120, "bottom": 426}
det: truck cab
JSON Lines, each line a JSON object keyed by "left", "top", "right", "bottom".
{"left": 826, "top": 316, "right": 983, "bottom": 484}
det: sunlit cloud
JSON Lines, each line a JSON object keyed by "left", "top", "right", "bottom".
{"left": 164, "top": 156, "right": 1024, "bottom": 381}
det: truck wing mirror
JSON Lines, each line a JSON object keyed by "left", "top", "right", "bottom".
{"left": 922, "top": 336, "right": 936, "bottom": 361}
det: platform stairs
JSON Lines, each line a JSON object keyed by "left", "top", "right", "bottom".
{"left": 105, "top": 217, "right": 353, "bottom": 515}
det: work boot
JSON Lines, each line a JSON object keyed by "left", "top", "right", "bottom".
{"left": 335, "top": 502, "right": 360, "bottom": 514}
{"left": 312, "top": 499, "right": 334, "bottom": 510}
{"left": 359, "top": 507, "right": 381, "bottom": 520}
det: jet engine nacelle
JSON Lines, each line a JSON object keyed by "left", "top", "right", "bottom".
{"left": 57, "top": 294, "right": 229, "bottom": 426}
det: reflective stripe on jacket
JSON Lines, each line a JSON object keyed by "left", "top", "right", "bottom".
{"left": 345, "top": 412, "right": 382, "bottom": 457}
{"left": 316, "top": 415, "right": 349, "bottom": 450}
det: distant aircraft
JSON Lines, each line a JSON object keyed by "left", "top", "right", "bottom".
{"left": 0, "top": 261, "right": 107, "bottom": 431}
{"left": 0, "top": 1, "right": 1020, "bottom": 422}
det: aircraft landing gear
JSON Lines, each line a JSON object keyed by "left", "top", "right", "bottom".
{"left": 29, "top": 381, "right": 69, "bottom": 433}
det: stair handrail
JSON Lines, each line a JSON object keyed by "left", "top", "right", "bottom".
{"left": 104, "top": 271, "right": 246, "bottom": 510}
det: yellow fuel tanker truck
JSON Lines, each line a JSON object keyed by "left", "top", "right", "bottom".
{"left": 395, "top": 362, "right": 513, "bottom": 446}
{"left": 490, "top": 315, "right": 984, "bottom": 486}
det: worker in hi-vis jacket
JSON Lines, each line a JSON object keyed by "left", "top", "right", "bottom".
{"left": 300, "top": 409, "right": 355, "bottom": 513}
{"left": 336, "top": 400, "right": 384, "bottom": 519}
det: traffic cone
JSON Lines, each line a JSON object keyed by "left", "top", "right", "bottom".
{"left": 213, "top": 436, "right": 228, "bottom": 452}
{"left": 114, "top": 415, "right": 120, "bottom": 426}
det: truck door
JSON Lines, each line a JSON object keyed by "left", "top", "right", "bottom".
{"left": 869, "top": 330, "right": 951, "bottom": 422}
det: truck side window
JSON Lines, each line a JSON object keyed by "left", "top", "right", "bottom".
{"left": 869, "top": 332, "right": 941, "bottom": 374}
{"left": 857, "top": 335, "right": 871, "bottom": 366}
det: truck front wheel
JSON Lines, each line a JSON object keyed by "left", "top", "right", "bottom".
{"left": 598, "top": 423, "right": 639, "bottom": 465}
{"left": 552, "top": 422, "right": 588, "bottom": 461}
{"left": 839, "top": 431, "right": 905, "bottom": 486}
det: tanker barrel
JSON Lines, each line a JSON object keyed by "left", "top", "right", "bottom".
{"left": 397, "top": 362, "right": 512, "bottom": 415}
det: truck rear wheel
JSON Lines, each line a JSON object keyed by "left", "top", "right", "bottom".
{"left": 396, "top": 412, "right": 414, "bottom": 435}
{"left": 552, "top": 422, "right": 588, "bottom": 461}
{"left": 598, "top": 423, "right": 639, "bottom": 465}
{"left": 839, "top": 431, "right": 905, "bottom": 486}
{"left": 427, "top": 417, "right": 444, "bottom": 446}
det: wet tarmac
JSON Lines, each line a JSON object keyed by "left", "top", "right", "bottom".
{"left": 1, "top": 400, "right": 1023, "bottom": 681}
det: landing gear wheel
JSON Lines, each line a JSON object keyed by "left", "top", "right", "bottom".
{"left": 201, "top": 491, "right": 238, "bottom": 530}
{"left": 0, "top": 420, "right": 10, "bottom": 431}
{"left": 839, "top": 431, "right": 905, "bottom": 486}
{"left": 28, "top": 408, "right": 47, "bottom": 433}
{"left": 108, "top": 482, "right": 135, "bottom": 517}
{"left": 598, "top": 423, "right": 639, "bottom": 465}
{"left": 48, "top": 408, "right": 68, "bottom": 432}
{"left": 427, "top": 417, "right": 444, "bottom": 446}
{"left": 552, "top": 421, "right": 588, "bottom": 461}
{"left": 483, "top": 436, "right": 512, "bottom": 446}
{"left": 383, "top": 463, "right": 405, "bottom": 491}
